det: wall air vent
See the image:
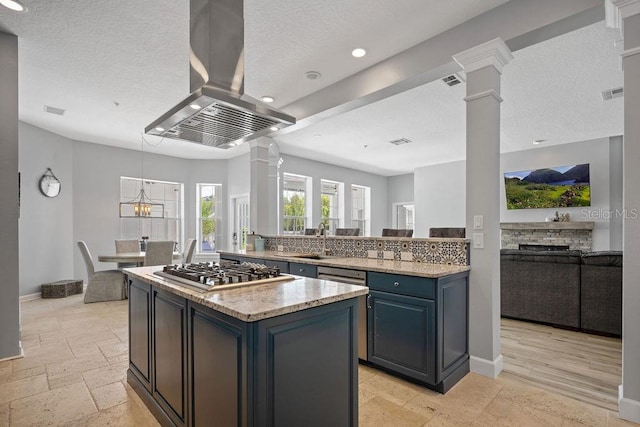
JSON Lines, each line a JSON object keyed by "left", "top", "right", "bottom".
{"left": 441, "top": 73, "right": 465, "bottom": 87}
{"left": 389, "top": 138, "right": 412, "bottom": 146}
{"left": 601, "top": 87, "right": 623, "bottom": 101}
{"left": 43, "top": 105, "right": 66, "bottom": 116}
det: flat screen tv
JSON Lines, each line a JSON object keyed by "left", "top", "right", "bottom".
{"left": 504, "top": 163, "right": 591, "bottom": 210}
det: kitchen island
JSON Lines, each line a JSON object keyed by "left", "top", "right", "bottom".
{"left": 124, "top": 266, "right": 367, "bottom": 427}
{"left": 218, "top": 250, "right": 470, "bottom": 394}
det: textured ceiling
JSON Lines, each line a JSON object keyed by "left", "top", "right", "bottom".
{"left": 0, "top": 1, "right": 623, "bottom": 176}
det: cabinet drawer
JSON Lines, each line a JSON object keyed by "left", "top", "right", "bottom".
{"left": 262, "top": 259, "right": 289, "bottom": 273}
{"left": 368, "top": 272, "right": 435, "bottom": 299}
{"left": 289, "top": 262, "right": 317, "bottom": 278}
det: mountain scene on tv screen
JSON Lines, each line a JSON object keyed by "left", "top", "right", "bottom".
{"left": 504, "top": 164, "right": 590, "bottom": 210}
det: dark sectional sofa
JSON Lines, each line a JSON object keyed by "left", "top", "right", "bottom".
{"left": 500, "top": 249, "right": 622, "bottom": 336}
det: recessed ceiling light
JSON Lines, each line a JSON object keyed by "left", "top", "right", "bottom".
{"left": 305, "top": 71, "right": 322, "bottom": 80}
{"left": 154, "top": 127, "right": 165, "bottom": 132}
{"left": 532, "top": 139, "right": 547, "bottom": 145}
{"left": 189, "top": 104, "right": 201, "bottom": 110}
{"left": 261, "top": 96, "right": 275, "bottom": 103}
{"left": 0, "top": 0, "right": 27, "bottom": 12}
{"left": 269, "top": 126, "right": 278, "bottom": 131}
{"left": 351, "top": 48, "right": 367, "bottom": 58}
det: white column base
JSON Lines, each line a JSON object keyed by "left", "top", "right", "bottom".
{"left": 470, "top": 354, "right": 503, "bottom": 379}
{"left": 619, "top": 385, "right": 640, "bottom": 423}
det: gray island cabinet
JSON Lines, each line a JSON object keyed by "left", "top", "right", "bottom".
{"left": 125, "top": 267, "right": 367, "bottom": 427}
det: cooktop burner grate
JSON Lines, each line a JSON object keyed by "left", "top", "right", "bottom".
{"left": 152, "top": 261, "right": 285, "bottom": 291}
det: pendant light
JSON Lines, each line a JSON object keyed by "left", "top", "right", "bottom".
{"left": 119, "top": 138, "right": 164, "bottom": 218}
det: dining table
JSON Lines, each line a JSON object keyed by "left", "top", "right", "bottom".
{"left": 98, "top": 251, "right": 183, "bottom": 267}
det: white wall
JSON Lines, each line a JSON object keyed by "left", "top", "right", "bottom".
{"left": 18, "top": 123, "right": 75, "bottom": 295}
{"left": 500, "top": 138, "right": 611, "bottom": 251}
{"left": 414, "top": 160, "right": 466, "bottom": 238}
{"left": 280, "top": 154, "right": 389, "bottom": 236}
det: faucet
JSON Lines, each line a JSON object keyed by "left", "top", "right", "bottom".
{"left": 316, "top": 222, "right": 330, "bottom": 255}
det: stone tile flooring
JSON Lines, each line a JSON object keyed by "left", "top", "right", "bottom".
{"left": 0, "top": 294, "right": 636, "bottom": 426}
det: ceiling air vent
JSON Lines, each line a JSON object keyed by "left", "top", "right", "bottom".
{"left": 43, "top": 105, "right": 66, "bottom": 116}
{"left": 441, "top": 73, "right": 465, "bottom": 87}
{"left": 601, "top": 87, "right": 623, "bottom": 101}
{"left": 389, "top": 138, "right": 412, "bottom": 146}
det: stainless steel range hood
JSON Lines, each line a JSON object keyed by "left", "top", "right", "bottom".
{"left": 145, "top": 0, "right": 295, "bottom": 149}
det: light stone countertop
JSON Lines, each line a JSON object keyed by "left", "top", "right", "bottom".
{"left": 124, "top": 266, "right": 368, "bottom": 323}
{"left": 218, "top": 250, "right": 470, "bottom": 278}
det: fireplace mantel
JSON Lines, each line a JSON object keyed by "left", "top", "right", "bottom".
{"left": 500, "top": 222, "right": 594, "bottom": 251}
{"left": 500, "top": 222, "right": 594, "bottom": 231}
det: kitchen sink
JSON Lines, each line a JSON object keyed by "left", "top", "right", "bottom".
{"left": 288, "top": 253, "right": 341, "bottom": 260}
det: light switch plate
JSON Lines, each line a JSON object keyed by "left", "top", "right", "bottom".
{"left": 473, "top": 215, "right": 483, "bottom": 230}
{"left": 383, "top": 251, "right": 394, "bottom": 260}
{"left": 368, "top": 250, "right": 378, "bottom": 259}
{"left": 473, "top": 232, "right": 484, "bottom": 249}
{"left": 277, "top": 245, "right": 284, "bottom": 252}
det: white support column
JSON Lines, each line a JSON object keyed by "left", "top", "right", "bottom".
{"left": 249, "top": 138, "right": 270, "bottom": 234}
{"left": 609, "top": 0, "right": 640, "bottom": 422}
{"left": 453, "top": 38, "right": 513, "bottom": 378}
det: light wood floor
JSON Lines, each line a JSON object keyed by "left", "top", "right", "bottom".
{"left": 501, "top": 317, "right": 623, "bottom": 412}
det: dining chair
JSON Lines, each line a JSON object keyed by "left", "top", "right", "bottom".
{"left": 428, "top": 227, "right": 466, "bottom": 238}
{"left": 77, "top": 241, "right": 126, "bottom": 303}
{"left": 115, "top": 239, "right": 140, "bottom": 268}
{"left": 144, "top": 241, "right": 175, "bottom": 266}
{"left": 335, "top": 228, "right": 360, "bottom": 236}
{"left": 183, "top": 238, "right": 196, "bottom": 264}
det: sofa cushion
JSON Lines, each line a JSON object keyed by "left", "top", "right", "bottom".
{"left": 500, "top": 249, "right": 582, "bottom": 264}
{"left": 581, "top": 251, "right": 623, "bottom": 267}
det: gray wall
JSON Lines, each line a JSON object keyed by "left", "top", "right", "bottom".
{"left": 414, "top": 160, "right": 466, "bottom": 238}
{"left": 500, "top": 137, "right": 612, "bottom": 251}
{"left": 412, "top": 137, "right": 618, "bottom": 249}
{"left": 280, "top": 154, "right": 389, "bottom": 236}
{"left": 71, "top": 141, "right": 191, "bottom": 281}
{"left": 0, "top": 31, "right": 21, "bottom": 359}
{"left": 18, "top": 123, "right": 75, "bottom": 295}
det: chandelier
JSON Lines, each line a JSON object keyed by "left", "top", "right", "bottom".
{"left": 119, "top": 138, "right": 164, "bottom": 218}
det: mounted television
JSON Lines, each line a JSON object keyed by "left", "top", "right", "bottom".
{"left": 504, "top": 163, "right": 591, "bottom": 210}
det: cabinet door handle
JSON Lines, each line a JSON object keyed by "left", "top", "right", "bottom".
{"left": 366, "top": 294, "right": 371, "bottom": 309}
{"left": 393, "top": 281, "right": 400, "bottom": 287}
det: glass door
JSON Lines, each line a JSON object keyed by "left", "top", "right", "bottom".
{"left": 234, "top": 196, "right": 249, "bottom": 250}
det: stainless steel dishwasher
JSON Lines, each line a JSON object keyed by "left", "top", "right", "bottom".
{"left": 317, "top": 266, "right": 368, "bottom": 361}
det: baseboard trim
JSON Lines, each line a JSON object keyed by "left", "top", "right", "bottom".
{"left": 0, "top": 345, "right": 24, "bottom": 363}
{"left": 619, "top": 385, "right": 640, "bottom": 423}
{"left": 470, "top": 354, "right": 503, "bottom": 379}
{"left": 19, "top": 292, "right": 41, "bottom": 303}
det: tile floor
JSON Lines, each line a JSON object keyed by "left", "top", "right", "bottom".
{"left": 0, "top": 294, "right": 636, "bottom": 426}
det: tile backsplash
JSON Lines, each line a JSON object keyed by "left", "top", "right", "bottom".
{"left": 261, "top": 235, "right": 470, "bottom": 266}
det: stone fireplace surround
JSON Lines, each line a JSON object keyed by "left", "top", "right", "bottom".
{"left": 500, "top": 222, "right": 595, "bottom": 252}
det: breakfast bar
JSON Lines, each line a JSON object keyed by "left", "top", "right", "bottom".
{"left": 124, "top": 265, "right": 368, "bottom": 427}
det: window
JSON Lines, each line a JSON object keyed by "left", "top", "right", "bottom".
{"left": 197, "top": 183, "right": 221, "bottom": 253}
{"left": 120, "top": 177, "right": 183, "bottom": 247}
{"left": 283, "top": 173, "right": 310, "bottom": 234}
{"left": 351, "top": 184, "right": 371, "bottom": 236}
{"left": 321, "top": 179, "right": 342, "bottom": 235}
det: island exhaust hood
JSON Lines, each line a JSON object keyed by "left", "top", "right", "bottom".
{"left": 145, "top": 0, "right": 295, "bottom": 149}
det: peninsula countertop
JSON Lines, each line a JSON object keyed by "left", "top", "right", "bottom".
{"left": 124, "top": 266, "right": 368, "bottom": 322}
{"left": 217, "top": 249, "right": 470, "bottom": 278}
